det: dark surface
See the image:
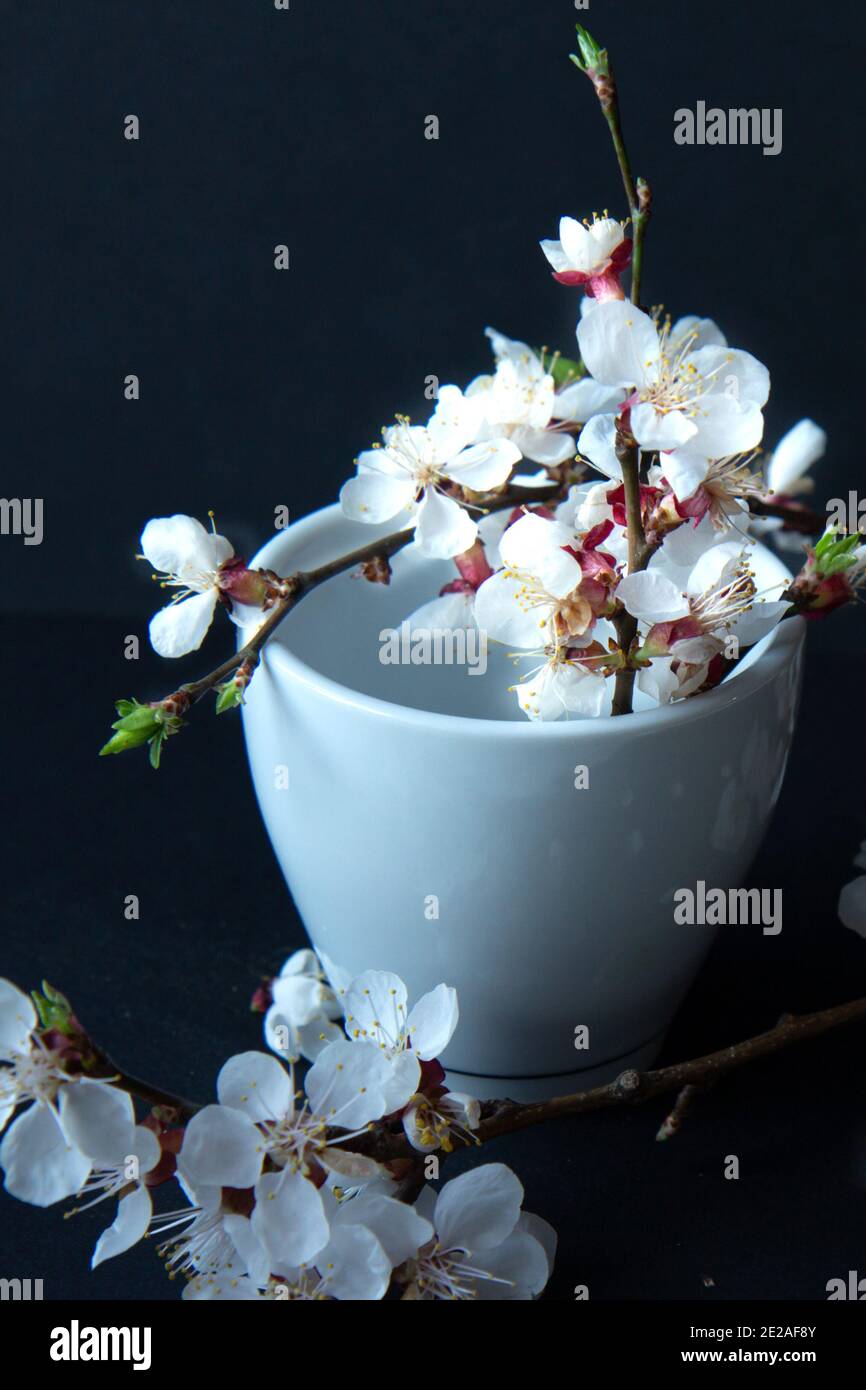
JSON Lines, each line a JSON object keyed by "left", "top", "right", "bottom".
{"left": 1, "top": 0, "right": 866, "bottom": 1303}
{"left": 2, "top": 611, "right": 866, "bottom": 1301}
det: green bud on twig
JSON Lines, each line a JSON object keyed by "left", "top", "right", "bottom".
{"left": 99, "top": 696, "right": 188, "bottom": 768}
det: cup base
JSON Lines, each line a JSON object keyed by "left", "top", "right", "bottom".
{"left": 444, "top": 1034, "right": 666, "bottom": 1102}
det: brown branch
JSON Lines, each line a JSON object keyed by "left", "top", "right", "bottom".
{"left": 472, "top": 995, "right": 866, "bottom": 1143}
{"left": 748, "top": 496, "right": 830, "bottom": 535}
{"left": 610, "top": 432, "right": 653, "bottom": 716}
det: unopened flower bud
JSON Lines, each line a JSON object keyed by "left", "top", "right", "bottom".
{"left": 217, "top": 556, "right": 270, "bottom": 608}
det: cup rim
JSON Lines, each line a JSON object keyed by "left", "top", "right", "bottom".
{"left": 247, "top": 504, "right": 805, "bottom": 740}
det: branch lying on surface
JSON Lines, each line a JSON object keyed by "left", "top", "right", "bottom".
{"left": 471, "top": 996, "right": 866, "bottom": 1143}
{"left": 74, "top": 994, "right": 866, "bottom": 1168}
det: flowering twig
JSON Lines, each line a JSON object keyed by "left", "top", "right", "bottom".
{"left": 571, "top": 24, "right": 651, "bottom": 305}
{"left": 102, "top": 479, "right": 566, "bottom": 760}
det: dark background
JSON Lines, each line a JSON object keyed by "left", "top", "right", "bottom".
{"left": 2, "top": 0, "right": 866, "bottom": 1302}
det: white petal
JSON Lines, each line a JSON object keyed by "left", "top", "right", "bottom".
{"left": 223, "top": 1213, "right": 271, "bottom": 1288}
{"left": 839, "top": 877, "right": 866, "bottom": 938}
{"left": 0, "top": 979, "right": 37, "bottom": 1058}
{"left": 517, "top": 1210, "right": 558, "bottom": 1285}
{"left": 140, "top": 515, "right": 233, "bottom": 576}
{"left": 630, "top": 403, "right": 698, "bottom": 452}
{"left": 131, "top": 1124, "right": 161, "bottom": 1176}
{"left": 344, "top": 970, "right": 408, "bottom": 1047}
{"left": 637, "top": 656, "right": 679, "bottom": 705}
{"left": 149, "top": 588, "right": 218, "bottom": 658}
{"left": 339, "top": 470, "right": 415, "bottom": 525}
{"left": 337, "top": 1192, "right": 432, "bottom": 1266}
{"left": 670, "top": 315, "right": 728, "bottom": 351}
{"left": 406, "top": 984, "right": 458, "bottom": 1060}
{"left": 92, "top": 1184, "right": 153, "bottom": 1268}
{"left": 499, "top": 512, "right": 583, "bottom": 597}
{"left": 693, "top": 395, "right": 765, "bottom": 457}
{"left": 661, "top": 448, "right": 710, "bottom": 501}
{"left": 474, "top": 569, "right": 553, "bottom": 649}
{"left": 407, "top": 590, "right": 476, "bottom": 635}
{"left": 509, "top": 425, "right": 575, "bottom": 467}
{"left": 577, "top": 300, "right": 659, "bottom": 389}
{"left": 279, "top": 949, "right": 321, "bottom": 978}
{"left": 217, "top": 1051, "right": 292, "bottom": 1124}
{"left": 617, "top": 570, "right": 689, "bottom": 622}
{"left": 434, "top": 1162, "right": 523, "bottom": 1252}
{"left": 317, "top": 1222, "right": 391, "bottom": 1300}
{"left": 178, "top": 1104, "right": 264, "bottom": 1189}
{"left": 427, "top": 385, "right": 484, "bottom": 458}
{"left": 306, "top": 1039, "right": 398, "bottom": 1129}
{"left": 443, "top": 438, "right": 521, "bottom": 489}
{"left": 690, "top": 346, "right": 770, "bottom": 407}
{"left": 539, "top": 238, "right": 570, "bottom": 272}
{"left": 253, "top": 1168, "right": 329, "bottom": 1268}
{"left": 381, "top": 1049, "right": 423, "bottom": 1114}
{"left": 58, "top": 1081, "right": 135, "bottom": 1167}
{"left": 577, "top": 413, "right": 622, "bottom": 481}
{"left": 271, "top": 974, "right": 335, "bottom": 1028}
{"left": 513, "top": 663, "right": 606, "bottom": 722}
{"left": 1, "top": 1102, "right": 91, "bottom": 1207}
{"left": 553, "top": 378, "right": 627, "bottom": 423}
{"left": 558, "top": 216, "right": 593, "bottom": 271}
{"left": 413, "top": 489, "right": 478, "bottom": 559}
{"left": 768, "top": 419, "right": 826, "bottom": 494}
{"left": 470, "top": 1229, "right": 550, "bottom": 1299}
{"left": 729, "top": 599, "right": 789, "bottom": 648}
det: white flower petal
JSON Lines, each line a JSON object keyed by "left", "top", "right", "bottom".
{"left": 140, "top": 515, "right": 233, "bottom": 577}
{"left": 553, "top": 378, "right": 627, "bottom": 423}
{"left": 617, "top": 570, "right": 689, "bottom": 622}
{"left": 839, "top": 877, "right": 866, "bottom": 938}
{"left": 406, "top": 985, "right": 458, "bottom": 1060}
{"left": 474, "top": 569, "right": 554, "bottom": 649}
{"left": 443, "top": 438, "right": 521, "bottom": 490}
{"left": 577, "top": 413, "right": 622, "bottom": 481}
{"left": 768, "top": 419, "right": 826, "bottom": 495}
{"left": 58, "top": 1081, "right": 135, "bottom": 1167}
{"left": 92, "top": 1184, "right": 153, "bottom": 1268}
{"left": 577, "top": 300, "right": 659, "bottom": 389}
{"left": 413, "top": 489, "right": 478, "bottom": 559}
{"left": 178, "top": 1104, "right": 264, "bottom": 1190}
{"left": 1, "top": 1102, "right": 91, "bottom": 1207}
{"left": 630, "top": 403, "right": 698, "bottom": 453}
{"left": 0, "top": 979, "right": 37, "bottom": 1058}
{"left": 337, "top": 1192, "right": 432, "bottom": 1267}
{"left": 661, "top": 448, "right": 711, "bottom": 502}
{"left": 253, "top": 1169, "right": 329, "bottom": 1268}
{"left": 513, "top": 663, "right": 606, "bottom": 722}
{"left": 670, "top": 315, "right": 728, "bottom": 351}
{"left": 217, "top": 1051, "right": 293, "bottom": 1124}
{"left": 149, "top": 588, "right": 218, "bottom": 658}
{"left": 317, "top": 1222, "right": 391, "bottom": 1300}
{"left": 434, "top": 1162, "right": 523, "bottom": 1253}
{"left": 306, "top": 1039, "right": 397, "bottom": 1129}
{"left": 339, "top": 470, "right": 415, "bottom": 525}
{"left": 690, "top": 346, "right": 770, "bottom": 407}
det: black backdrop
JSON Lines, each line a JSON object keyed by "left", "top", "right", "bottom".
{"left": 2, "top": 0, "right": 866, "bottom": 1305}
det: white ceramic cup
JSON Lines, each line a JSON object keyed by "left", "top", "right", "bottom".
{"left": 241, "top": 506, "right": 805, "bottom": 1099}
